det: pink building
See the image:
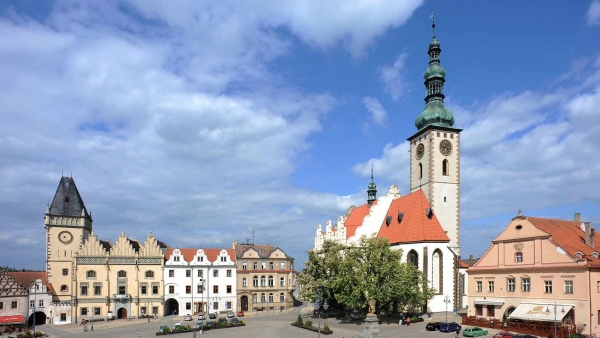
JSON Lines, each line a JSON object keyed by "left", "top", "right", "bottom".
{"left": 467, "top": 213, "right": 600, "bottom": 336}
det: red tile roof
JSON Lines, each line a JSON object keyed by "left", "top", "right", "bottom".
{"left": 377, "top": 189, "right": 450, "bottom": 244}
{"left": 527, "top": 216, "right": 600, "bottom": 265}
{"left": 165, "top": 248, "right": 236, "bottom": 263}
{"left": 345, "top": 201, "right": 377, "bottom": 238}
{"left": 458, "top": 260, "right": 470, "bottom": 268}
{"left": 8, "top": 271, "right": 54, "bottom": 294}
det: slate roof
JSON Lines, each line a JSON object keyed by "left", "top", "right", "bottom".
{"left": 234, "top": 243, "right": 289, "bottom": 259}
{"left": 9, "top": 271, "right": 54, "bottom": 294}
{"left": 165, "top": 248, "right": 236, "bottom": 263}
{"left": 48, "top": 176, "right": 90, "bottom": 218}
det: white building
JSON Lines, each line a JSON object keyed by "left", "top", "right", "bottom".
{"left": 164, "top": 248, "right": 237, "bottom": 316}
{"left": 8, "top": 272, "right": 54, "bottom": 326}
{"left": 313, "top": 22, "right": 463, "bottom": 314}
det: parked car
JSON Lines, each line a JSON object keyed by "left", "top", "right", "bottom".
{"left": 208, "top": 312, "right": 217, "bottom": 319}
{"left": 512, "top": 335, "right": 536, "bottom": 338}
{"left": 440, "top": 322, "right": 461, "bottom": 333}
{"left": 183, "top": 314, "right": 192, "bottom": 321}
{"left": 463, "top": 327, "right": 488, "bottom": 337}
{"left": 227, "top": 311, "right": 235, "bottom": 318}
{"left": 206, "top": 321, "right": 215, "bottom": 328}
{"left": 218, "top": 317, "right": 228, "bottom": 324}
{"left": 197, "top": 314, "right": 205, "bottom": 320}
{"left": 494, "top": 331, "right": 515, "bottom": 338}
{"left": 236, "top": 311, "right": 245, "bottom": 317}
{"left": 230, "top": 318, "right": 240, "bottom": 324}
{"left": 426, "top": 322, "right": 442, "bottom": 331}
{"left": 173, "top": 323, "right": 182, "bottom": 330}
{"left": 158, "top": 326, "right": 167, "bottom": 333}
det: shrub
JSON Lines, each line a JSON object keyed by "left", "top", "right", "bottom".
{"left": 323, "top": 323, "right": 330, "bottom": 331}
{"left": 304, "top": 320, "right": 312, "bottom": 327}
{"left": 239, "top": 320, "right": 245, "bottom": 324}
{"left": 296, "top": 314, "right": 303, "bottom": 325}
{"left": 162, "top": 327, "right": 171, "bottom": 333}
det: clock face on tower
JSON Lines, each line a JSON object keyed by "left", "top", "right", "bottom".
{"left": 58, "top": 231, "right": 73, "bottom": 244}
{"left": 415, "top": 143, "right": 425, "bottom": 160}
{"left": 439, "top": 139, "right": 452, "bottom": 156}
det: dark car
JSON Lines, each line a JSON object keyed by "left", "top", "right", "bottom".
{"left": 229, "top": 318, "right": 240, "bottom": 325}
{"left": 494, "top": 331, "right": 515, "bottom": 338}
{"left": 205, "top": 321, "right": 215, "bottom": 328}
{"left": 440, "top": 322, "right": 461, "bottom": 333}
{"left": 208, "top": 313, "right": 217, "bottom": 319}
{"left": 218, "top": 317, "right": 228, "bottom": 324}
{"left": 426, "top": 322, "right": 442, "bottom": 331}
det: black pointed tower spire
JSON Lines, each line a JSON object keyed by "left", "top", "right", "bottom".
{"left": 367, "top": 163, "right": 377, "bottom": 206}
{"left": 415, "top": 13, "right": 455, "bottom": 130}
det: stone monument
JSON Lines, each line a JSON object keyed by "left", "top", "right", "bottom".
{"left": 362, "top": 299, "right": 383, "bottom": 338}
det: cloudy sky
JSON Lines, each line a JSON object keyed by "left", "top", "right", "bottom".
{"left": 1, "top": 1, "right": 600, "bottom": 270}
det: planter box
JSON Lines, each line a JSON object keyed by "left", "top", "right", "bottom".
{"left": 291, "top": 323, "right": 333, "bottom": 335}
{"left": 156, "top": 324, "right": 246, "bottom": 336}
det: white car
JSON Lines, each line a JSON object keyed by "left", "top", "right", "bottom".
{"left": 198, "top": 314, "right": 205, "bottom": 320}
{"left": 183, "top": 314, "right": 192, "bottom": 321}
{"left": 173, "top": 323, "right": 182, "bottom": 330}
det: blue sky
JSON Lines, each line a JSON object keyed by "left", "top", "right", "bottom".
{"left": 1, "top": 0, "right": 600, "bottom": 269}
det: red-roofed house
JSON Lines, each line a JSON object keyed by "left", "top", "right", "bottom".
{"left": 467, "top": 212, "right": 600, "bottom": 336}
{"left": 9, "top": 271, "right": 53, "bottom": 326}
{"left": 164, "top": 247, "right": 237, "bottom": 316}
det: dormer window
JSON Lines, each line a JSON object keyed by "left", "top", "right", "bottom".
{"left": 174, "top": 256, "right": 180, "bottom": 262}
{"left": 593, "top": 252, "right": 599, "bottom": 259}
{"left": 515, "top": 252, "right": 523, "bottom": 263}
{"left": 576, "top": 252, "right": 583, "bottom": 259}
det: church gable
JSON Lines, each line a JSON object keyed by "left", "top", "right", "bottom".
{"left": 110, "top": 232, "right": 137, "bottom": 256}
{"left": 349, "top": 186, "right": 400, "bottom": 242}
{"left": 79, "top": 231, "right": 109, "bottom": 256}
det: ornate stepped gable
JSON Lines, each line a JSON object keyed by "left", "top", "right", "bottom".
{"left": 139, "top": 232, "right": 164, "bottom": 257}
{"left": 110, "top": 231, "right": 137, "bottom": 257}
{"left": 0, "top": 270, "right": 27, "bottom": 297}
{"left": 79, "top": 231, "right": 110, "bottom": 256}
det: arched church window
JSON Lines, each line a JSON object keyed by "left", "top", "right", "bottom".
{"left": 86, "top": 270, "right": 96, "bottom": 279}
{"left": 432, "top": 250, "right": 443, "bottom": 293}
{"left": 118, "top": 270, "right": 127, "bottom": 278}
{"left": 442, "top": 159, "right": 448, "bottom": 176}
{"left": 418, "top": 163, "right": 423, "bottom": 179}
{"left": 408, "top": 250, "right": 419, "bottom": 267}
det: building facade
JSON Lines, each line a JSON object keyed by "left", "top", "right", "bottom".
{"left": 9, "top": 272, "right": 53, "bottom": 326}
{"left": 467, "top": 213, "right": 600, "bottom": 336}
{"left": 164, "top": 248, "right": 237, "bottom": 316}
{"left": 0, "top": 270, "right": 28, "bottom": 325}
{"left": 234, "top": 242, "right": 296, "bottom": 313}
{"left": 313, "top": 21, "right": 461, "bottom": 313}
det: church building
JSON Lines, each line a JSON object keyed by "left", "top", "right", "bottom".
{"left": 313, "top": 20, "right": 462, "bottom": 313}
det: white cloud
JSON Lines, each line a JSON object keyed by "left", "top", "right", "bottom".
{"left": 363, "top": 97, "right": 388, "bottom": 127}
{"left": 380, "top": 52, "right": 408, "bottom": 101}
{"left": 587, "top": 1, "right": 600, "bottom": 26}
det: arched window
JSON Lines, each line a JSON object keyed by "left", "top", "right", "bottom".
{"left": 145, "top": 270, "right": 154, "bottom": 278}
{"left": 432, "top": 250, "right": 443, "bottom": 293}
{"left": 268, "top": 293, "right": 274, "bottom": 302}
{"left": 118, "top": 270, "right": 127, "bottom": 278}
{"left": 86, "top": 270, "right": 96, "bottom": 278}
{"left": 280, "top": 293, "right": 285, "bottom": 302}
{"left": 253, "top": 276, "right": 259, "bottom": 287}
{"left": 442, "top": 160, "right": 448, "bottom": 176}
{"left": 268, "top": 276, "right": 274, "bottom": 287}
{"left": 261, "top": 293, "right": 266, "bottom": 302}
{"left": 260, "top": 276, "right": 266, "bottom": 286}
{"left": 252, "top": 293, "right": 257, "bottom": 303}
{"left": 408, "top": 250, "right": 419, "bottom": 267}
{"left": 418, "top": 163, "right": 423, "bottom": 179}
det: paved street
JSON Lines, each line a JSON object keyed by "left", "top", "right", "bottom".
{"left": 34, "top": 307, "right": 506, "bottom": 338}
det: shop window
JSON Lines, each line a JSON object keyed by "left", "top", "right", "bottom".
{"left": 475, "top": 304, "right": 483, "bottom": 316}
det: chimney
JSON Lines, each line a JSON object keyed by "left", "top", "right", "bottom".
{"left": 232, "top": 241, "right": 237, "bottom": 249}
{"left": 591, "top": 229, "right": 596, "bottom": 249}
{"left": 469, "top": 254, "right": 474, "bottom": 260}
{"left": 584, "top": 222, "right": 592, "bottom": 247}
{"left": 575, "top": 213, "right": 581, "bottom": 222}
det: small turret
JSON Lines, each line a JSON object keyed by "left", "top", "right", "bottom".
{"left": 367, "top": 164, "right": 377, "bottom": 206}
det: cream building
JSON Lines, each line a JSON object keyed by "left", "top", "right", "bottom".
{"left": 467, "top": 212, "right": 600, "bottom": 336}
{"left": 313, "top": 22, "right": 462, "bottom": 313}
{"left": 234, "top": 242, "right": 296, "bottom": 313}
{"left": 164, "top": 248, "right": 237, "bottom": 316}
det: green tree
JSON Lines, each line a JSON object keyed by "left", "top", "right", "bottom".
{"left": 300, "top": 235, "right": 434, "bottom": 315}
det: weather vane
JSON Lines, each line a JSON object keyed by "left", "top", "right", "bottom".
{"left": 430, "top": 12, "right": 436, "bottom": 38}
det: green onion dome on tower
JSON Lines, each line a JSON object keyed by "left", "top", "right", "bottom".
{"left": 415, "top": 16, "right": 455, "bottom": 131}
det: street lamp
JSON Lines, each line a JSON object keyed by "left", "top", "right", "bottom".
{"left": 546, "top": 302, "right": 565, "bottom": 338}
{"left": 29, "top": 281, "right": 38, "bottom": 337}
{"left": 199, "top": 279, "right": 204, "bottom": 335}
{"left": 443, "top": 295, "right": 451, "bottom": 323}
{"left": 314, "top": 285, "right": 329, "bottom": 338}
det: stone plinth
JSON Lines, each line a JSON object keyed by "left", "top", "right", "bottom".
{"left": 362, "top": 314, "right": 383, "bottom": 338}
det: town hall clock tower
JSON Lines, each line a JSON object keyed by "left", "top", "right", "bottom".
{"left": 408, "top": 18, "right": 461, "bottom": 255}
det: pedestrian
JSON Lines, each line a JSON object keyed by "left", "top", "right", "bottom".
{"left": 406, "top": 317, "right": 411, "bottom": 326}
{"left": 399, "top": 318, "right": 403, "bottom": 325}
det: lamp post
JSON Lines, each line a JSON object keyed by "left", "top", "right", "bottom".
{"left": 545, "top": 302, "right": 565, "bottom": 338}
{"left": 30, "top": 281, "right": 37, "bottom": 337}
{"left": 443, "top": 295, "right": 451, "bottom": 323}
{"left": 199, "top": 279, "right": 204, "bottom": 334}
{"left": 314, "top": 285, "right": 329, "bottom": 338}
{"left": 146, "top": 301, "right": 150, "bottom": 322}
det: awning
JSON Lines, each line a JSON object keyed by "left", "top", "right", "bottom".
{"left": 0, "top": 315, "right": 26, "bottom": 325}
{"left": 474, "top": 299, "right": 504, "bottom": 305}
{"left": 508, "top": 303, "right": 574, "bottom": 322}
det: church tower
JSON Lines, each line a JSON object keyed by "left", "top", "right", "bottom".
{"left": 408, "top": 17, "right": 461, "bottom": 255}
{"left": 45, "top": 176, "right": 93, "bottom": 302}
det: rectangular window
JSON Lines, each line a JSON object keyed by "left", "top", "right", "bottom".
{"left": 242, "top": 278, "right": 247, "bottom": 287}
{"left": 269, "top": 277, "right": 274, "bottom": 287}
{"left": 81, "top": 284, "right": 88, "bottom": 295}
{"left": 94, "top": 285, "right": 101, "bottom": 295}
{"left": 565, "top": 280, "right": 573, "bottom": 294}
{"left": 169, "top": 285, "right": 175, "bottom": 294}
{"left": 94, "top": 307, "right": 101, "bottom": 316}
{"left": 597, "top": 281, "right": 600, "bottom": 293}
{"left": 213, "top": 285, "right": 219, "bottom": 293}
{"left": 198, "top": 284, "right": 204, "bottom": 293}
{"left": 152, "top": 285, "right": 159, "bottom": 295}
{"left": 261, "top": 263, "right": 265, "bottom": 270}
{"left": 522, "top": 278, "right": 531, "bottom": 292}
{"left": 0, "top": 302, "right": 3, "bottom": 309}
{"left": 507, "top": 278, "right": 515, "bottom": 292}
{"left": 198, "top": 256, "right": 204, "bottom": 262}
{"left": 545, "top": 280, "right": 553, "bottom": 294}
{"left": 152, "top": 307, "right": 158, "bottom": 315}
{"left": 118, "top": 286, "right": 125, "bottom": 295}
{"left": 227, "top": 285, "right": 232, "bottom": 294}
{"left": 186, "top": 302, "right": 191, "bottom": 310}
{"left": 221, "top": 256, "right": 226, "bottom": 262}
{"left": 186, "top": 286, "right": 191, "bottom": 294}
{"left": 280, "top": 262, "right": 285, "bottom": 270}
{"left": 476, "top": 281, "right": 482, "bottom": 292}
{"left": 475, "top": 304, "right": 483, "bottom": 316}
{"left": 213, "top": 302, "right": 218, "bottom": 310}
{"left": 60, "top": 313, "right": 66, "bottom": 321}
{"left": 141, "top": 286, "right": 147, "bottom": 295}
{"left": 253, "top": 262, "right": 258, "bottom": 269}
{"left": 141, "top": 306, "right": 147, "bottom": 315}
{"left": 488, "top": 281, "right": 494, "bottom": 292}
{"left": 253, "top": 277, "right": 258, "bottom": 287}
{"left": 515, "top": 252, "right": 523, "bottom": 263}
{"left": 227, "top": 270, "right": 232, "bottom": 277}
{"left": 30, "top": 300, "right": 35, "bottom": 308}
{"left": 242, "top": 262, "right": 247, "bottom": 270}
{"left": 269, "top": 262, "right": 274, "bottom": 270}
{"left": 487, "top": 305, "right": 495, "bottom": 317}
{"left": 213, "top": 270, "right": 219, "bottom": 278}
{"left": 280, "top": 277, "right": 285, "bottom": 286}
{"left": 252, "top": 294, "right": 257, "bottom": 303}
{"left": 198, "top": 270, "right": 203, "bottom": 278}
{"left": 62, "top": 269, "right": 68, "bottom": 276}
{"left": 169, "top": 270, "right": 174, "bottom": 278}
{"left": 81, "top": 308, "right": 88, "bottom": 316}
{"left": 186, "top": 270, "right": 191, "bottom": 278}
{"left": 226, "top": 301, "right": 231, "bottom": 309}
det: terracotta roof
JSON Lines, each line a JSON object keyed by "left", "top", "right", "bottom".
{"left": 8, "top": 271, "right": 54, "bottom": 294}
{"left": 460, "top": 258, "right": 479, "bottom": 267}
{"left": 377, "top": 190, "right": 450, "bottom": 244}
{"left": 527, "top": 216, "right": 600, "bottom": 265}
{"left": 165, "top": 248, "right": 236, "bottom": 263}
{"left": 458, "top": 260, "right": 470, "bottom": 268}
{"left": 345, "top": 201, "right": 377, "bottom": 238}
